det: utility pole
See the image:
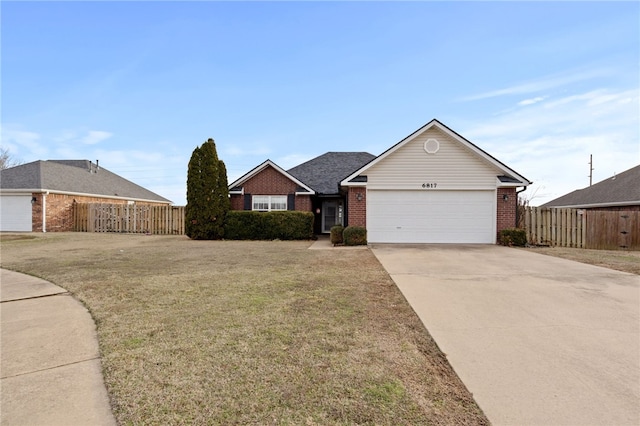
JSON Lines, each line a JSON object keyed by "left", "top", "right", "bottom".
{"left": 588, "top": 154, "right": 594, "bottom": 186}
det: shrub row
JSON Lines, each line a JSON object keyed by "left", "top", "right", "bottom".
{"left": 498, "top": 228, "right": 527, "bottom": 247}
{"left": 224, "top": 211, "right": 314, "bottom": 240}
{"left": 330, "top": 225, "right": 367, "bottom": 246}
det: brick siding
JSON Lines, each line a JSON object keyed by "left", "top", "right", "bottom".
{"left": 229, "top": 165, "right": 312, "bottom": 212}
{"left": 243, "top": 166, "right": 298, "bottom": 195}
{"left": 496, "top": 187, "right": 517, "bottom": 236}
{"left": 31, "top": 193, "right": 166, "bottom": 232}
{"left": 294, "top": 195, "right": 312, "bottom": 212}
{"left": 346, "top": 187, "right": 366, "bottom": 227}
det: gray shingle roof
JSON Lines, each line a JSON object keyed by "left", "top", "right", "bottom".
{"left": 288, "top": 152, "right": 376, "bottom": 195}
{"left": 1, "top": 160, "right": 172, "bottom": 203}
{"left": 541, "top": 164, "right": 640, "bottom": 208}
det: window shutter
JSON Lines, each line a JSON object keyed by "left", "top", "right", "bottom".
{"left": 244, "top": 194, "right": 252, "bottom": 210}
{"left": 287, "top": 194, "right": 295, "bottom": 211}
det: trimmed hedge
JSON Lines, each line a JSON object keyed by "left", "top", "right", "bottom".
{"left": 330, "top": 225, "right": 344, "bottom": 245}
{"left": 498, "top": 228, "right": 527, "bottom": 247}
{"left": 343, "top": 226, "right": 367, "bottom": 246}
{"left": 224, "top": 211, "right": 314, "bottom": 240}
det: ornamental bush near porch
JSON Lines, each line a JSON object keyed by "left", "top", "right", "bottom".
{"left": 330, "top": 225, "right": 344, "bottom": 245}
{"left": 343, "top": 226, "right": 367, "bottom": 246}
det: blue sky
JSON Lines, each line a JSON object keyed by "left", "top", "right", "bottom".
{"left": 2, "top": 1, "right": 638, "bottom": 206}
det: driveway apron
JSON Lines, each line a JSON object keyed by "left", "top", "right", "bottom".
{"left": 371, "top": 244, "right": 640, "bottom": 426}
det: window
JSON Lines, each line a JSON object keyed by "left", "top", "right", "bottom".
{"left": 252, "top": 195, "right": 287, "bottom": 211}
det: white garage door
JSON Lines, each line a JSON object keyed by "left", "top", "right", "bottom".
{"left": 0, "top": 195, "right": 33, "bottom": 232}
{"left": 367, "top": 190, "right": 495, "bottom": 243}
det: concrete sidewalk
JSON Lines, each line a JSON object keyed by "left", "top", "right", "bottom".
{"left": 1, "top": 269, "right": 116, "bottom": 426}
{"left": 372, "top": 244, "right": 640, "bottom": 426}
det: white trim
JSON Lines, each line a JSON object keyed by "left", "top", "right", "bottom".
{"left": 252, "top": 195, "right": 288, "bottom": 212}
{"left": 341, "top": 119, "right": 531, "bottom": 187}
{"left": 228, "top": 160, "right": 315, "bottom": 194}
{"left": 42, "top": 192, "right": 48, "bottom": 232}
{"left": 0, "top": 188, "right": 171, "bottom": 205}
{"left": 496, "top": 177, "right": 527, "bottom": 188}
{"left": 0, "top": 190, "right": 33, "bottom": 196}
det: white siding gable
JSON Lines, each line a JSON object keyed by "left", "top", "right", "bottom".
{"left": 365, "top": 127, "right": 503, "bottom": 190}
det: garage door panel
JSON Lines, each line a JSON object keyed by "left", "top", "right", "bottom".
{"left": 367, "top": 190, "right": 494, "bottom": 244}
{"left": 1, "top": 195, "right": 33, "bottom": 232}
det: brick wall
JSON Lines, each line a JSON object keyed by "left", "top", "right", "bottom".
{"left": 243, "top": 166, "right": 298, "bottom": 195}
{"left": 294, "top": 195, "right": 312, "bottom": 212}
{"left": 346, "top": 187, "right": 366, "bottom": 227}
{"left": 496, "top": 187, "right": 517, "bottom": 235}
{"left": 229, "top": 166, "right": 312, "bottom": 212}
{"left": 230, "top": 195, "right": 243, "bottom": 210}
{"left": 32, "top": 193, "right": 166, "bottom": 232}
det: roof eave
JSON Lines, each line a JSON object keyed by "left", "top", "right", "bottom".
{"left": 545, "top": 200, "right": 640, "bottom": 209}
{"left": 341, "top": 119, "right": 532, "bottom": 186}
{"left": 0, "top": 188, "right": 172, "bottom": 204}
{"left": 228, "top": 160, "right": 315, "bottom": 194}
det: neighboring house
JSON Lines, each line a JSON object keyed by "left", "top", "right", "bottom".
{"left": 1, "top": 160, "right": 172, "bottom": 232}
{"left": 541, "top": 164, "right": 640, "bottom": 211}
{"left": 229, "top": 119, "right": 532, "bottom": 243}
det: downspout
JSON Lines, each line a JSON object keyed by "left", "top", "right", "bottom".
{"left": 42, "top": 191, "right": 49, "bottom": 232}
{"left": 515, "top": 186, "right": 527, "bottom": 227}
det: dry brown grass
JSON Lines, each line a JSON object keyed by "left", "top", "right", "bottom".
{"left": 522, "top": 246, "right": 640, "bottom": 275}
{"left": 1, "top": 233, "right": 488, "bottom": 425}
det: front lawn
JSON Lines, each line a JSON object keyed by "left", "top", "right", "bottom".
{"left": 523, "top": 246, "right": 640, "bottom": 275}
{"left": 0, "top": 233, "right": 488, "bottom": 425}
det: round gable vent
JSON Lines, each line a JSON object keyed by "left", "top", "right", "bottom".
{"left": 424, "top": 138, "right": 440, "bottom": 154}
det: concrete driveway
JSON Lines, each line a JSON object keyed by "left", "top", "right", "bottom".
{"left": 371, "top": 244, "right": 639, "bottom": 426}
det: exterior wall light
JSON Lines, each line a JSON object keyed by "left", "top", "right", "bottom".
{"left": 31, "top": 196, "right": 37, "bottom": 204}
{"left": 356, "top": 193, "right": 363, "bottom": 201}
{"left": 503, "top": 194, "right": 509, "bottom": 201}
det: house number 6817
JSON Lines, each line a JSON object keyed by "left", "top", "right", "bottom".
{"left": 422, "top": 183, "right": 437, "bottom": 188}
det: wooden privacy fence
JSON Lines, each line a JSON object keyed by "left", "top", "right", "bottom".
{"left": 74, "top": 203, "right": 185, "bottom": 235}
{"left": 523, "top": 207, "right": 639, "bottom": 250}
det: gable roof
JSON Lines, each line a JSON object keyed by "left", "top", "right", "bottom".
{"left": 541, "top": 164, "right": 640, "bottom": 208}
{"left": 227, "top": 159, "right": 315, "bottom": 194}
{"left": 341, "top": 118, "right": 532, "bottom": 187}
{"left": 0, "top": 160, "right": 172, "bottom": 203}
{"left": 288, "top": 152, "right": 376, "bottom": 195}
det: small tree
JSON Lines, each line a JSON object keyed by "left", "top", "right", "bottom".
{"left": 0, "top": 147, "right": 23, "bottom": 170}
{"left": 185, "top": 138, "right": 229, "bottom": 240}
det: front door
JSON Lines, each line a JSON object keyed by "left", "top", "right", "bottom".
{"left": 322, "top": 200, "right": 343, "bottom": 233}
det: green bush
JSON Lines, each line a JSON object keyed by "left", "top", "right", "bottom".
{"left": 224, "top": 211, "right": 314, "bottom": 240}
{"left": 330, "top": 225, "right": 344, "bottom": 245}
{"left": 498, "top": 228, "right": 527, "bottom": 247}
{"left": 343, "top": 226, "right": 367, "bottom": 246}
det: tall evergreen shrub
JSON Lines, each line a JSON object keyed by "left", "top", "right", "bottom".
{"left": 185, "top": 138, "right": 230, "bottom": 239}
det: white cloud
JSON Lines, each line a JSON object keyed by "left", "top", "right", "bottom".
{"left": 518, "top": 96, "right": 546, "bottom": 106}
{"left": 222, "top": 144, "right": 271, "bottom": 157}
{"left": 0, "top": 125, "right": 48, "bottom": 158}
{"left": 460, "top": 68, "right": 611, "bottom": 102}
{"left": 462, "top": 88, "right": 639, "bottom": 206}
{"left": 275, "top": 153, "right": 314, "bottom": 170}
{"left": 82, "top": 130, "right": 113, "bottom": 145}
